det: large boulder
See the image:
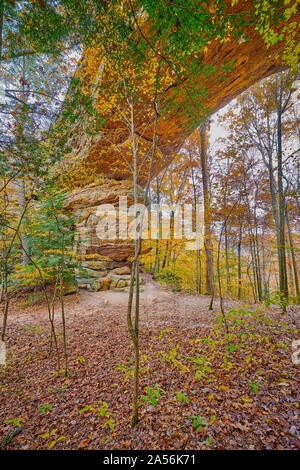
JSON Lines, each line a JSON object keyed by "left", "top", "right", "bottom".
{"left": 91, "top": 275, "right": 112, "bottom": 292}
{"left": 110, "top": 266, "right": 131, "bottom": 276}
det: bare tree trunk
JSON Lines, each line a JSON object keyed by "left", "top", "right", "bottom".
{"left": 1, "top": 193, "right": 29, "bottom": 341}
{"left": 199, "top": 123, "right": 214, "bottom": 302}
{"left": 196, "top": 249, "right": 202, "bottom": 294}
{"left": 247, "top": 261, "right": 257, "bottom": 303}
{"left": 261, "top": 228, "right": 266, "bottom": 288}
{"left": 127, "top": 89, "right": 159, "bottom": 427}
{"left": 17, "top": 179, "right": 30, "bottom": 265}
{"left": 153, "top": 176, "right": 161, "bottom": 277}
{"left": 190, "top": 165, "right": 202, "bottom": 293}
{"left": 254, "top": 227, "right": 263, "bottom": 302}
{"left": 161, "top": 241, "right": 169, "bottom": 269}
{"left": 129, "top": 99, "right": 140, "bottom": 427}
{"left": 224, "top": 221, "right": 230, "bottom": 296}
{"left": 285, "top": 203, "right": 300, "bottom": 303}
{"left": 0, "top": 0, "right": 4, "bottom": 63}
{"left": 276, "top": 75, "right": 289, "bottom": 309}
{"left": 249, "top": 232, "right": 259, "bottom": 302}
{"left": 237, "top": 223, "right": 242, "bottom": 300}
{"left": 287, "top": 246, "right": 295, "bottom": 295}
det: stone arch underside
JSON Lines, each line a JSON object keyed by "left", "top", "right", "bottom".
{"left": 63, "top": 3, "right": 299, "bottom": 275}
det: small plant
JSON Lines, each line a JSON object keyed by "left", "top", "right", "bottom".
{"left": 158, "top": 328, "right": 173, "bottom": 340}
{"left": 140, "top": 384, "right": 165, "bottom": 406}
{"left": 25, "top": 292, "right": 45, "bottom": 306}
{"left": 155, "top": 270, "right": 182, "bottom": 286}
{"left": 5, "top": 417, "right": 24, "bottom": 428}
{"left": 115, "top": 363, "right": 134, "bottom": 383}
{"left": 38, "top": 403, "right": 53, "bottom": 414}
{"left": 189, "top": 414, "right": 208, "bottom": 432}
{"left": 23, "top": 324, "right": 45, "bottom": 334}
{"left": 41, "top": 429, "right": 66, "bottom": 450}
{"left": 79, "top": 404, "right": 95, "bottom": 414}
{"left": 162, "top": 345, "right": 179, "bottom": 367}
{"left": 185, "top": 354, "right": 212, "bottom": 379}
{"left": 77, "top": 355, "right": 85, "bottom": 365}
{"left": 174, "top": 391, "right": 190, "bottom": 404}
{"left": 251, "top": 380, "right": 259, "bottom": 395}
{"left": 160, "top": 345, "right": 190, "bottom": 374}
{"left": 227, "top": 343, "right": 237, "bottom": 353}
{"left": 79, "top": 401, "right": 115, "bottom": 432}
{"left": 57, "top": 385, "right": 68, "bottom": 397}
{"left": 97, "top": 401, "right": 115, "bottom": 431}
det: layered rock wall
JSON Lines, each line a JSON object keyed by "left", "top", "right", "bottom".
{"left": 65, "top": 179, "right": 147, "bottom": 289}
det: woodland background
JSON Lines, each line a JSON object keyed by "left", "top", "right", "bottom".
{"left": 0, "top": 0, "right": 299, "bottom": 451}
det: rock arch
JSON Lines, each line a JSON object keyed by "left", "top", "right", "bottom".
{"left": 64, "top": 2, "right": 299, "bottom": 275}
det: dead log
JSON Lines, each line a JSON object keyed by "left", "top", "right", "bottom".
{"left": 0, "top": 427, "right": 22, "bottom": 449}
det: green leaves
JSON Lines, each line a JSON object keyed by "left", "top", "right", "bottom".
{"left": 140, "top": 384, "right": 165, "bottom": 407}
{"left": 174, "top": 391, "right": 190, "bottom": 404}
{"left": 115, "top": 363, "right": 134, "bottom": 384}
{"left": 185, "top": 354, "right": 212, "bottom": 380}
{"left": 79, "top": 405, "right": 95, "bottom": 414}
{"left": 41, "top": 429, "right": 66, "bottom": 450}
{"left": 251, "top": 380, "right": 259, "bottom": 395}
{"left": 227, "top": 343, "right": 237, "bottom": 353}
{"left": 79, "top": 401, "right": 115, "bottom": 432}
{"left": 188, "top": 414, "right": 208, "bottom": 432}
{"left": 12, "top": 187, "right": 76, "bottom": 289}
{"left": 38, "top": 403, "right": 53, "bottom": 414}
{"left": 4, "top": 417, "right": 24, "bottom": 428}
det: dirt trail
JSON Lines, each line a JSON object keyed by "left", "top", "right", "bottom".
{"left": 6, "top": 272, "right": 254, "bottom": 331}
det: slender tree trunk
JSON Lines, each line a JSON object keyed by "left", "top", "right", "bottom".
{"left": 0, "top": 0, "right": 4, "bottom": 64}
{"left": 59, "top": 232, "right": 68, "bottom": 377}
{"left": 162, "top": 241, "right": 169, "bottom": 269}
{"left": 17, "top": 179, "right": 30, "bottom": 265}
{"left": 224, "top": 221, "right": 230, "bottom": 296}
{"left": 249, "top": 232, "right": 259, "bottom": 301}
{"left": 261, "top": 228, "right": 266, "bottom": 290}
{"left": 191, "top": 164, "right": 202, "bottom": 294}
{"left": 276, "top": 77, "right": 288, "bottom": 308}
{"left": 199, "top": 124, "right": 214, "bottom": 301}
{"left": 287, "top": 246, "right": 295, "bottom": 295}
{"left": 247, "top": 262, "right": 257, "bottom": 303}
{"left": 129, "top": 99, "right": 140, "bottom": 427}
{"left": 153, "top": 176, "right": 161, "bottom": 276}
{"left": 1, "top": 245, "right": 9, "bottom": 342}
{"left": 1, "top": 192, "right": 29, "bottom": 341}
{"left": 254, "top": 226, "right": 263, "bottom": 302}
{"left": 285, "top": 203, "right": 300, "bottom": 303}
{"left": 196, "top": 249, "right": 202, "bottom": 294}
{"left": 237, "top": 223, "right": 242, "bottom": 300}
{"left": 127, "top": 89, "right": 159, "bottom": 427}
{"left": 267, "top": 162, "right": 284, "bottom": 297}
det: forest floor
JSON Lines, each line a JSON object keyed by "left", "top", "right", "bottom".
{"left": 0, "top": 273, "right": 299, "bottom": 450}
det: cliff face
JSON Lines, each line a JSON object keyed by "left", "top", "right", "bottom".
{"left": 66, "top": 179, "right": 149, "bottom": 288}
{"left": 65, "top": 179, "right": 146, "bottom": 263}
{"left": 64, "top": 2, "right": 299, "bottom": 275}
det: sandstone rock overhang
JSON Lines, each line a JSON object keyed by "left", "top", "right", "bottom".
{"left": 62, "top": 1, "right": 300, "bottom": 187}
